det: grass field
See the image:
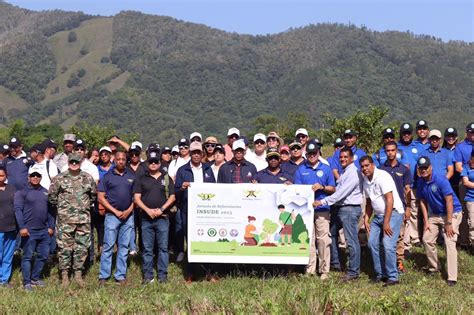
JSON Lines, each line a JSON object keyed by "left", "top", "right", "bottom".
{"left": 1, "top": 246, "right": 473, "bottom": 313}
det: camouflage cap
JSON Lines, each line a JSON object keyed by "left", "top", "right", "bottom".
{"left": 68, "top": 153, "right": 82, "bottom": 163}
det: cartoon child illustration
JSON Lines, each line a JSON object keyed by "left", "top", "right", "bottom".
{"left": 243, "top": 216, "right": 258, "bottom": 246}
{"left": 278, "top": 204, "right": 295, "bottom": 246}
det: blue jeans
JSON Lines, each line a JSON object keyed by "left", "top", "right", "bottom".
{"left": 330, "top": 205, "right": 362, "bottom": 277}
{"left": 141, "top": 216, "right": 169, "bottom": 281}
{"left": 129, "top": 208, "right": 141, "bottom": 252}
{"left": 0, "top": 231, "right": 16, "bottom": 283}
{"left": 368, "top": 212, "right": 403, "bottom": 281}
{"left": 174, "top": 209, "right": 187, "bottom": 253}
{"left": 21, "top": 229, "right": 50, "bottom": 285}
{"left": 99, "top": 213, "right": 134, "bottom": 281}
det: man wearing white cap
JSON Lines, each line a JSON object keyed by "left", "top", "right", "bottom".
{"left": 422, "top": 129, "right": 454, "bottom": 179}
{"left": 53, "top": 134, "right": 76, "bottom": 171}
{"left": 295, "top": 128, "right": 309, "bottom": 154}
{"left": 168, "top": 138, "right": 191, "bottom": 181}
{"left": 224, "top": 128, "right": 240, "bottom": 161}
{"left": 246, "top": 133, "right": 268, "bottom": 171}
{"left": 218, "top": 139, "right": 257, "bottom": 183}
{"left": 190, "top": 132, "right": 202, "bottom": 143}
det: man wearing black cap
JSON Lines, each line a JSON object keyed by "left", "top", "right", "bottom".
{"left": 29, "top": 143, "right": 59, "bottom": 190}
{"left": 372, "top": 128, "right": 404, "bottom": 168}
{"left": 0, "top": 144, "right": 10, "bottom": 167}
{"left": 417, "top": 156, "right": 463, "bottom": 286}
{"left": 443, "top": 128, "right": 461, "bottom": 195}
{"left": 53, "top": 134, "right": 76, "bottom": 171}
{"left": 133, "top": 151, "right": 176, "bottom": 284}
{"left": 414, "top": 120, "right": 430, "bottom": 151}
{"left": 6, "top": 137, "right": 29, "bottom": 191}
{"left": 331, "top": 129, "right": 366, "bottom": 180}
{"left": 281, "top": 140, "right": 306, "bottom": 178}
{"left": 42, "top": 139, "right": 58, "bottom": 162}
{"left": 253, "top": 148, "right": 292, "bottom": 184}
{"left": 160, "top": 146, "right": 172, "bottom": 173}
{"left": 168, "top": 138, "right": 191, "bottom": 181}
{"left": 327, "top": 138, "right": 344, "bottom": 172}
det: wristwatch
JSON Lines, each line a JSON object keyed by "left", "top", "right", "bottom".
{"left": 446, "top": 221, "right": 452, "bottom": 225}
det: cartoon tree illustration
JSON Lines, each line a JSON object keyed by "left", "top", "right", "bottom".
{"left": 260, "top": 219, "right": 279, "bottom": 244}
{"left": 292, "top": 213, "right": 308, "bottom": 243}
{"left": 298, "top": 231, "right": 309, "bottom": 249}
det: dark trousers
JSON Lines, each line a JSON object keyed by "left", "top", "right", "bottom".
{"left": 21, "top": 229, "right": 50, "bottom": 285}
{"left": 141, "top": 216, "right": 169, "bottom": 281}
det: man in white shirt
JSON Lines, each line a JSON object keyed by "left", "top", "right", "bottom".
{"left": 360, "top": 155, "right": 404, "bottom": 286}
{"left": 29, "top": 143, "right": 59, "bottom": 190}
{"left": 167, "top": 138, "right": 191, "bottom": 181}
{"left": 246, "top": 133, "right": 268, "bottom": 171}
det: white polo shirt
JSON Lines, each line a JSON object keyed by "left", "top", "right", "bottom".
{"left": 362, "top": 167, "right": 404, "bottom": 215}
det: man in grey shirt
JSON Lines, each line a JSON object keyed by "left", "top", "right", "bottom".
{"left": 314, "top": 146, "right": 363, "bottom": 281}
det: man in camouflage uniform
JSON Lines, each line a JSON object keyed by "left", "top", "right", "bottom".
{"left": 48, "top": 153, "right": 96, "bottom": 287}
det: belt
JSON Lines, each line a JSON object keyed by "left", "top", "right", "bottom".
{"left": 335, "top": 204, "right": 360, "bottom": 208}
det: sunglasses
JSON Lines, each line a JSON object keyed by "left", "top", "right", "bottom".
{"left": 29, "top": 174, "right": 41, "bottom": 178}
{"left": 179, "top": 146, "right": 189, "bottom": 150}
{"left": 254, "top": 140, "right": 265, "bottom": 145}
{"left": 69, "top": 161, "right": 80, "bottom": 165}
{"left": 148, "top": 160, "right": 160, "bottom": 165}
{"left": 129, "top": 152, "right": 140, "bottom": 157}
{"left": 296, "top": 134, "right": 307, "bottom": 138}
{"left": 291, "top": 147, "right": 301, "bottom": 151}
{"left": 418, "top": 166, "right": 429, "bottom": 170}
{"left": 267, "top": 156, "right": 280, "bottom": 161}
{"left": 267, "top": 137, "right": 277, "bottom": 142}
{"left": 205, "top": 143, "right": 216, "bottom": 148}
{"left": 75, "top": 148, "right": 85, "bottom": 152}
{"left": 280, "top": 151, "right": 290, "bottom": 155}
{"left": 228, "top": 134, "right": 239, "bottom": 139}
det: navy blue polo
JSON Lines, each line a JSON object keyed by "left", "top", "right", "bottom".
{"left": 98, "top": 168, "right": 135, "bottom": 211}
{"left": 253, "top": 168, "right": 293, "bottom": 184}
{"left": 281, "top": 159, "right": 304, "bottom": 177}
{"left": 294, "top": 161, "right": 335, "bottom": 212}
{"left": 372, "top": 147, "right": 405, "bottom": 168}
{"left": 14, "top": 184, "right": 55, "bottom": 230}
{"left": 422, "top": 147, "right": 453, "bottom": 177}
{"left": 416, "top": 174, "right": 462, "bottom": 215}
{"left": 379, "top": 161, "right": 411, "bottom": 208}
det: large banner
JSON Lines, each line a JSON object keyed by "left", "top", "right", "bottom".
{"left": 188, "top": 183, "right": 314, "bottom": 264}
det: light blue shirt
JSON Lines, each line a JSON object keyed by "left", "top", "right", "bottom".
{"left": 321, "top": 162, "right": 363, "bottom": 207}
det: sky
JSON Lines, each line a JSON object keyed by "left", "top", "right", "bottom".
{"left": 6, "top": 0, "right": 473, "bottom": 42}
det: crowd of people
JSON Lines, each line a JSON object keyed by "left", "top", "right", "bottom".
{"left": 0, "top": 120, "right": 472, "bottom": 290}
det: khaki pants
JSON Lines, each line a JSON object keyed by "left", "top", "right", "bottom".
{"left": 396, "top": 220, "right": 407, "bottom": 263}
{"left": 467, "top": 202, "right": 474, "bottom": 244}
{"left": 422, "top": 212, "right": 462, "bottom": 281}
{"left": 306, "top": 212, "right": 331, "bottom": 275}
{"left": 404, "top": 190, "right": 420, "bottom": 248}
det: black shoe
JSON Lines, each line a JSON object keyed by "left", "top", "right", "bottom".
{"left": 372, "top": 277, "right": 388, "bottom": 283}
{"left": 383, "top": 280, "right": 399, "bottom": 287}
{"left": 446, "top": 280, "right": 456, "bottom": 286}
{"left": 341, "top": 274, "right": 359, "bottom": 282}
{"left": 330, "top": 265, "right": 342, "bottom": 272}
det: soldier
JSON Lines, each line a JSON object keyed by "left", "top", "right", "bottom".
{"left": 48, "top": 153, "right": 97, "bottom": 287}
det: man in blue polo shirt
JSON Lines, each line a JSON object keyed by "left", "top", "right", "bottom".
{"left": 454, "top": 122, "right": 474, "bottom": 172}
{"left": 294, "top": 139, "right": 335, "bottom": 280}
{"left": 423, "top": 129, "right": 453, "bottom": 179}
{"left": 414, "top": 120, "right": 430, "bottom": 151}
{"left": 461, "top": 152, "right": 474, "bottom": 251}
{"left": 98, "top": 151, "right": 135, "bottom": 285}
{"left": 328, "top": 138, "right": 344, "bottom": 171}
{"left": 6, "top": 137, "right": 30, "bottom": 191}
{"left": 253, "top": 148, "right": 292, "bottom": 184}
{"left": 417, "top": 156, "right": 463, "bottom": 286}
{"left": 331, "top": 129, "right": 366, "bottom": 179}
{"left": 373, "top": 128, "right": 405, "bottom": 167}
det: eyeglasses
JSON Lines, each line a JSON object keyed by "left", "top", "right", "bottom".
{"left": 228, "top": 134, "right": 239, "bottom": 139}
{"left": 267, "top": 137, "right": 277, "bottom": 142}
{"left": 179, "top": 146, "right": 189, "bottom": 150}
{"left": 205, "top": 144, "right": 216, "bottom": 148}
{"left": 254, "top": 140, "right": 265, "bottom": 145}
{"left": 296, "top": 134, "right": 307, "bottom": 138}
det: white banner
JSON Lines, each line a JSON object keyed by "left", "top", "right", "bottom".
{"left": 188, "top": 183, "right": 314, "bottom": 264}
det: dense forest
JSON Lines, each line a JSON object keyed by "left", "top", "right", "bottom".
{"left": 0, "top": 2, "right": 473, "bottom": 145}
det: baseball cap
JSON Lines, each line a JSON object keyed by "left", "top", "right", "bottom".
{"left": 295, "top": 128, "right": 309, "bottom": 137}
{"left": 146, "top": 143, "right": 160, "bottom": 153}
{"left": 28, "top": 167, "right": 42, "bottom": 177}
{"left": 161, "top": 146, "right": 171, "bottom": 153}
{"left": 68, "top": 153, "right": 82, "bottom": 163}
{"left": 466, "top": 122, "right": 474, "bottom": 133}
{"left": 9, "top": 137, "right": 21, "bottom": 147}
{"left": 266, "top": 131, "right": 282, "bottom": 143}
{"left": 99, "top": 146, "right": 112, "bottom": 154}
{"left": 30, "top": 143, "right": 46, "bottom": 154}
{"left": 42, "top": 138, "right": 58, "bottom": 149}
{"left": 74, "top": 139, "right": 86, "bottom": 149}
{"left": 147, "top": 151, "right": 160, "bottom": 163}
{"left": 343, "top": 129, "right": 357, "bottom": 137}
{"left": 428, "top": 129, "right": 442, "bottom": 139}
{"left": 227, "top": 127, "right": 240, "bottom": 137}
{"left": 232, "top": 139, "right": 246, "bottom": 151}
{"left": 0, "top": 144, "right": 9, "bottom": 154}
{"left": 289, "top": 140, "right": 302, "bottom": 149}
{"left": 416, "top": 120, "right": 429, "bottom": 129}
{"left": 444, "top": 127, "right": 457, "bottom": 136}
{"left": 189, "top": 142, "right": 203, "bottom": 152}
{"left": 213, "top": 144, "right": 225, "bottom": 154}
{"left": 280, "top": 145, "right": 290, "bottom": 153}
{"left": 178, "top": 138, "right": 190, "bottom": 147}
{"left": 382, "top": 128, "right": 395, "bottom": 138}
{"left": 417, "top": 156, "right": 431, "bottom": 168}
{"left": 171, "top": 145, "right": 179, "bottom": 154}
{"left": 306, "top": 139, "right": 321, "bottom": 154}
{"left": 204, "top": 136, "right": 218, "bottom": 144}
{"left": 400, "top": 123, "right": 413, "bottom": 133}
{"left": 266, "top": 148, "right": 280, "bottom": 158}
{"left": 253, "top": 133, "right": 266, "bottom": 143}
{"left": 63, "top": 134, "right": 76, "bottom": 142}
{"left": 130, "top": 141, "right": 142, "bottom": 152}
{"left": 190, "top": 132, "right": 202, "bottom": 142}
{"left": 334, "top": 138, "right": 344, "bottom": 148}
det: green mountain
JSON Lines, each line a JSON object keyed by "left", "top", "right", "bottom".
{"left": 0, "top": 2, "right": 473, "bottom": 145}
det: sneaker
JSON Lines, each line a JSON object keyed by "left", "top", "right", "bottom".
{"left": 383, "top": 280, "right": 400, "bottom": 287}
{"left": 0, "top": 282, "right": 13, "bottom": 289}
{"left": 24, "top": 284, "right": 33, "bottom": 292}
{"left": 184, "top": 276, "right": 193, "bottom": 284}
{"left": 158, "top": 278, "right": 168, "bottom": 284}
{"left": 129, "top": 250, "right": 138, "bottom": 257}
{"left": 176, "top": 252, "right": 185, "bottom": 263}
{"left": 341, "top": 274, "right": 359, "bottom": 282}
{"left": 31, "top": 280, "right": 46, "bottom": 287}
{"left": 206, "top": 275, "right": 220, "bottom": 283}
{"left": 115, "top": 279, "right": 127, "bottom": 286}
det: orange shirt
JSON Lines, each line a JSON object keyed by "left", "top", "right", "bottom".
{"left": 244, "top": 224, "right": 256, "bottom": 238}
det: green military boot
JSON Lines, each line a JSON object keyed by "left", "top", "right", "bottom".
{"left": 74, "top": 270, "right": 85, "bottom": 288}
{"left": 61, "top": 270, "right": 69, "bottom": 288}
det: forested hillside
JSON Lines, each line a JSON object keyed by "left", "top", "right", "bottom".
{"left": 0, "top": 2, "right": 472, "bottom": 144}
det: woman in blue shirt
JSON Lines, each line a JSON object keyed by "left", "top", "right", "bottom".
{"left": 460, "top": 151, "right": 474, "bottom": 251}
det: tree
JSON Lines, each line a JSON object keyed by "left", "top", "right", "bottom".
{"left": 77, "top": 68, "right": 86, "bottom": 78}
{"left": 70, "top": 123, "right": 116, "bottom": 150}
{"left": 297, "top": 231, "right": 308, "bottom": 249}
{"left": 259, "top": 219, "right": 278, "bottom": 244}
{"left": 323, "top": 105, "right": 399, "bottom": 154}
{"left": 291, "top": 214, "right": 308, "bottom": 244}
{"left": 68, "top": 31, "right": 77, "bottom": 43}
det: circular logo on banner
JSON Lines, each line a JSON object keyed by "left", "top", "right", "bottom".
{"left": 219, "top": 228, "right": 227, "bottom": 237}
{"left": 207, "top": 228, "right": 217, "bottom": 237}
{"left": 230, "top": 229, "right": 239, "bottom": 237}
{"left": 412, "top": 148, "right": 418, "bottom": 154}
{"left": 431, "top": 184, "right": 438, "bottom": 193}
{"left": 197, "top": 229, "right": 204, "bottom": 236}
{"left": 316, "top": 170, "right": 324, "bottom": 178}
